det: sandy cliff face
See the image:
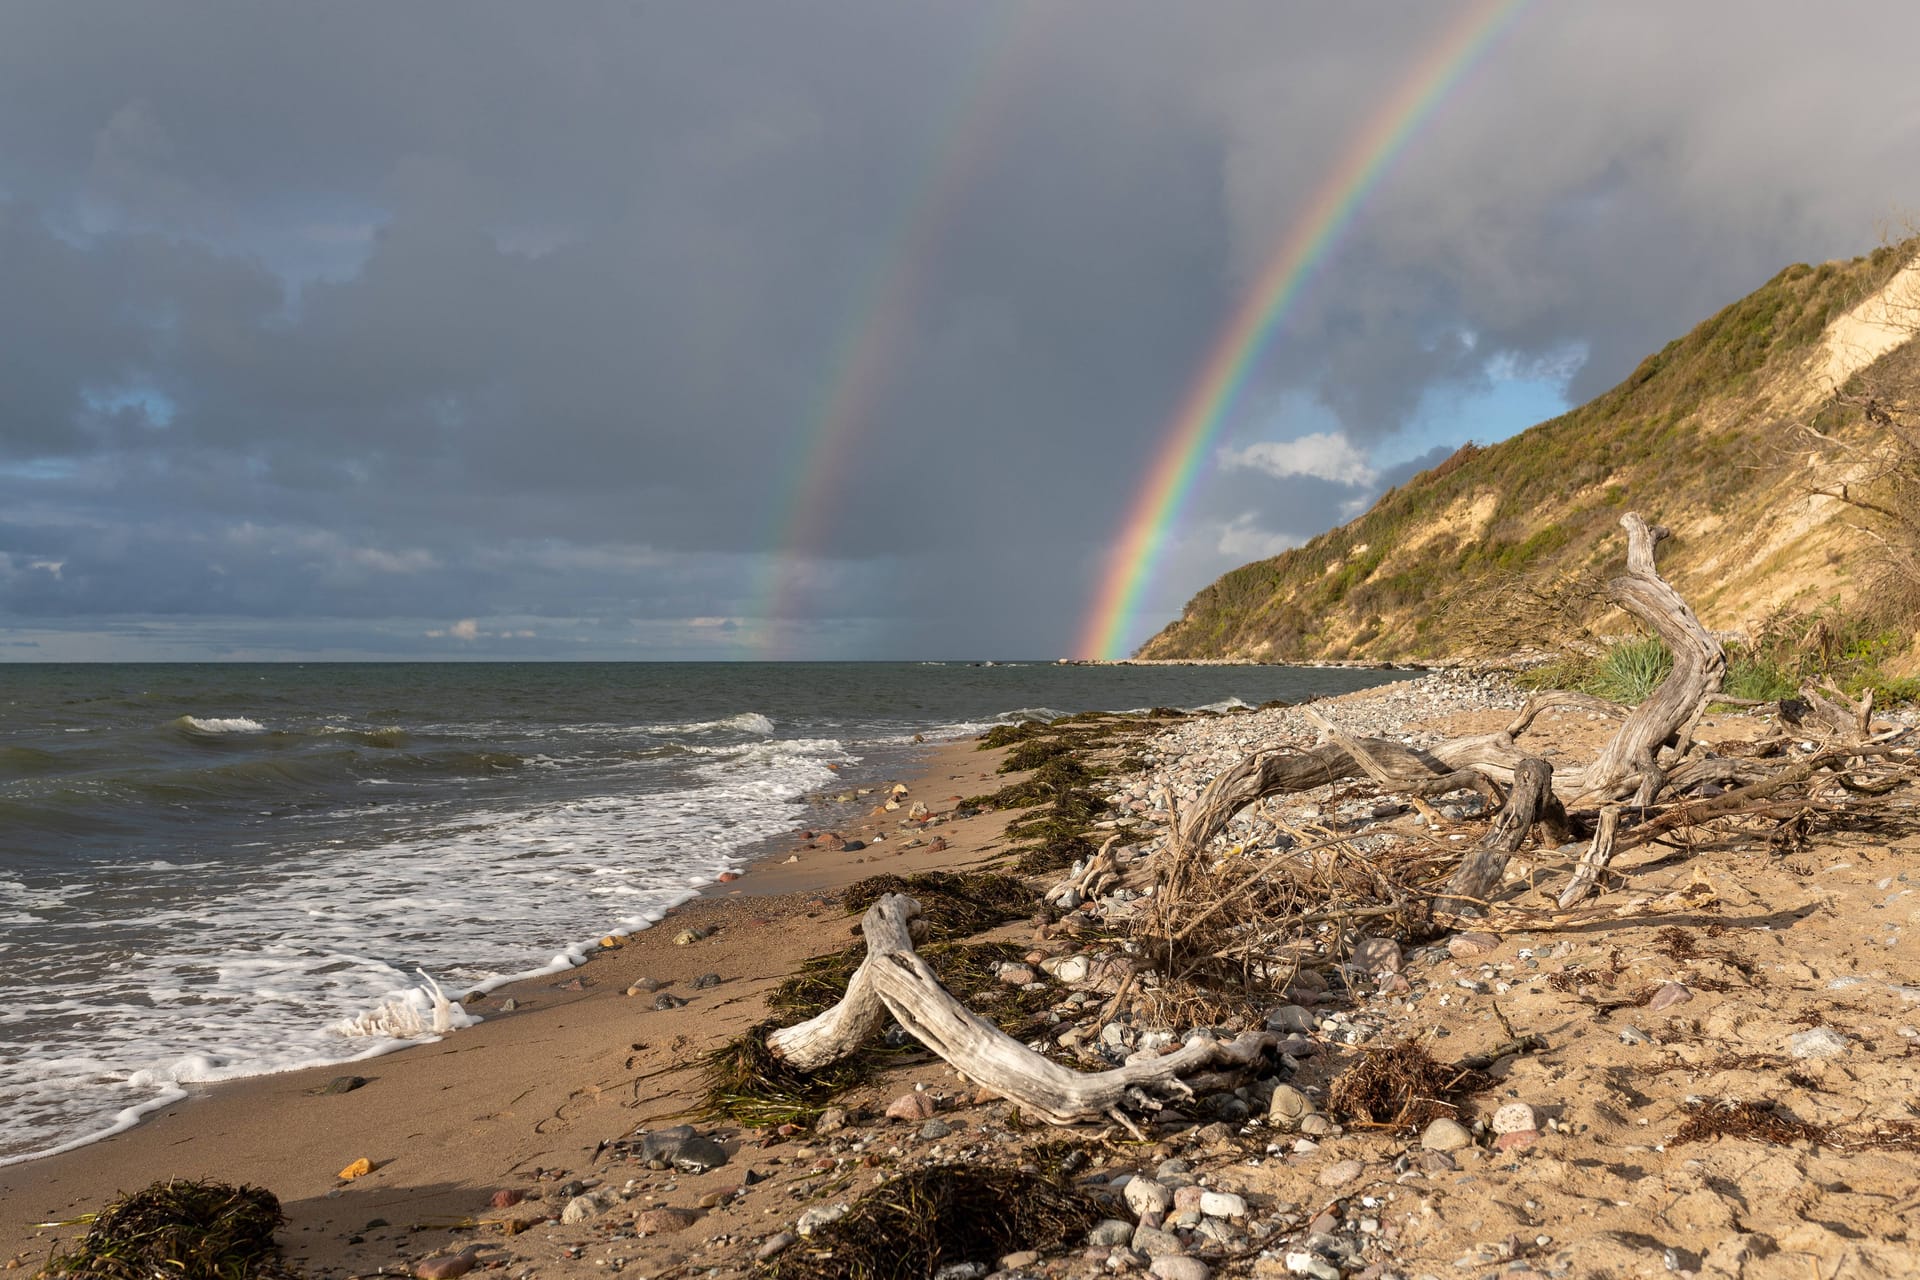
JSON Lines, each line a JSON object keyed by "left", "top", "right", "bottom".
{"left": 1140, "top": 244, "right": 1920, "bottom": 662}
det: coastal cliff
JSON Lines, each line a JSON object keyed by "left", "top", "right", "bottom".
{"left": 1139, "top": 242, "right": 1920, "bottom": 663}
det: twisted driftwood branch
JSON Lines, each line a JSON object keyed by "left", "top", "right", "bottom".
{"left": 765, "top": 893, "right": 1277, "bottom": 1126}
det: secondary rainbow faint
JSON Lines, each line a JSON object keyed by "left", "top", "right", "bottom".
{"left": 1075, "top": 0, "right": 1531, "bottom": 661}
{"left": 752, "top": 2, "right": 1043, "bottom": 658}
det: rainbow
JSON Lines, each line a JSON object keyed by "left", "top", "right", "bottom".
{"left": 1076, "top": 0, "right": 1531, "bottom": 660}
{"left": 753, "top": 3, "right": 1047, "bottom": 657}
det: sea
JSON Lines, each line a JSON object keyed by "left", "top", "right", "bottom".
{"left": 0, "top": 661, "right": 1410, "bottom": 1165}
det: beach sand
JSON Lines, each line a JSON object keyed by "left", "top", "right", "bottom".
{"left": 10, "top": 688, "right": 1920, "bottom": 1279}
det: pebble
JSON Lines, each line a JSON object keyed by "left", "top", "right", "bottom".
{"left": 1493, "top": 1129, "right": 1538, "bottom": 1153}
{"left": 1088, "top": 1220, "right": 1135, "bottom": 1246}
{"left": 933, "top": 1264, "right": 986, "bottom": 1280}
{"left": 1647, "top": 981, "right": 1693, "bottom": 1010}
{"left": 320, "top": 1075, "right": 367, "bottom": 1095}
{"left": 626, "top": 978, "right": 663, "bottom": 995}
{"left": 1001, "top": 1251, "right": 1041, "bottom": 1270}
{"left": 653, "top": 992, "right": 688, "bottom": 1010}
{"left": 673, "top": 927, "right": 709, "bottom": 945}
{"left": 1284, "top": 1252, "right": 1343, "bottom": 1280}
{"left": 920, "top": 1118, "right": 954, "bottom": 1140}
{"left": 561, "top": 1194, "right": 606, "bottom": 1224}
{"left": 796, "top": 1202, "right": 849, "bottom": 1236}
{"left": 1421, "top": 1118, "right": 1472, "bottom": 1151}
{"left": 690, "top": 972, "right": 722, "bottom": 990}
{"left": 1043, "top": 955, "right": 1091, "bottom": 983}
{"left": 635, "top": 1207, "right": 699, "bottom": 1234}
{"left": 637, "top": 1124, "right": 696, "bottom": 1165}
{"left": 1131, "top": 1224, "right": 1184, "bottom": 1256}
{"left": 814, "top": 1107, "right": 848, "bottom": 1134}
{"left": 671, "top": 1135, "right": 729, "bottom": 1173}
{"left": 1264, "top": 1005, "right": 1316, "bottom": 1034}
{"left": 487, "top": 1189, "right": 523, "bottom": 1209}
{"left": 1352, "top": 937, "right": 1402, "bottom": 975}
{"left": 1788, "top": 1027, "right": 1850, "bottom": 1059}
{"left": 1199, "top": 1191, "right": 1247, "bottom": 1219}
{"left": 1299, "top": 1115, "right": 1333, "bottom": 1136}
{"left": 757, "top": 1233, "right": 797, "bottom": 1261}
{"left": 1267, "top": 1084, "right": 1313, "bottom": 1130}
{"left": 413, "top": 1250, "right": 481, "bottom": 1279}
{"left": 1618, "top": 1024, "right": 1653, "bottom": 1045}
{"left": 1149, "top": 1258, "right": 1211, "bottom": 1280}
{"left": 1124, "top": 1177, "right": 1173, "bottom": 1217}
{"left": 998, "top": 965, "right": 1037, "bottom": 986}
{"left": 1490, "top": 1102, "right": 1537, "bottom": 1134}
{"left": 1448, "top": 932, "right": 1500, "bottom": 958}
{"left": 1318, "top": 1160, "right": 1364, "bottom": 1187}
{"left": 886, "top": 1092, "right": 937, "bottom": 1122}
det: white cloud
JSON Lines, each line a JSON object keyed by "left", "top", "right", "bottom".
{"left": 1219, "top": 431, "right": 1379, "bottom": 488}
{"left": 1215, "top": 513, "right": 1301, "bottom": 561}
{"left": 449, "top": 618, "right": 480, "bottom": 641}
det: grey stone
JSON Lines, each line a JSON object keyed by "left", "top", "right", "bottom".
{"left": 689, "top": 972, "right": 722, "bottom": 990}
{"left": 637, "top": 1124, "right": 696, "bottom": 1166}
{"left": 1149, "top": 1258, "right": 1211, "bottom": 1280}
{"left": 1267, "top": 1084, "right": 1312, "bottom": 1130}
{"left": 1199, "top": 1191, "right": 1247, "bottom": 1218}
{"left": 920, "top": 1118, "right": 955, "bottom": 1140}
{"left": 1284, "top": 1251, "right": 1342, "bottom": 1279}
{"left": 1788, "top": 1027, "right": 1850, "bottom": 1059}
{"left": 1264, "top": 1005, "right": 1316, "bottom": 1033}
{"left": 1421, "top": 1118, "right": 1472, "bottom": 1151}
{"left": 1123, "top": 1177, "right": 1172, "bottom": 1218}
{"left": 672, "top": 1135, "right": 729, "bottom": 1173}
{"left": 1087, "top": 1219, "right": 1135, "bottom": 1246}
{"left": 1131, "top": 1225, "right": 1184, "bottom": 1256}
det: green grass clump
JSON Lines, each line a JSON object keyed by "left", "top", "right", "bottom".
{"left": 1586, "top": 636, "right": 1675, "bottom": 703}
{"left": 1722, "top": 647, "right": 1797, "bottom": 701}
{"left": 842, "top": 871, "right": 1034, "bottom": 937}
{"left": 40, "top": 1180, "right": 296, "bottom": 1280}
{"left": 762, "top": 1166, "right": 1101, "bottom": 1280}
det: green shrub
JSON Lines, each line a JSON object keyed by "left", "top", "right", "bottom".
{"left": 1585, "top": 636, "right": 1674, "bottom": 703}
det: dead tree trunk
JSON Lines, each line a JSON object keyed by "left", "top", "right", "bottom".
{"left": 1435, "top": 757, "right": 1558, "bottom": 915}
{"left": 766, "top": 893, "right": 1277, "bottom": 1129}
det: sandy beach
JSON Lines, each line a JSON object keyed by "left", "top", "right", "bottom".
{"left": 9, "top": 677, "right": 1920, "bottom": 1280}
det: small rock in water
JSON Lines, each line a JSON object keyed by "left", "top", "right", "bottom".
{"left": 886, "top": 1093, "right": 937, "bottom": 1122}
{"left": 797, "top": 1202, "right": 850, "bottom": 1236}
{"left": 1267, "top": 1084, "right": 1312, "bottom": 1130}
{"left": 497, "top": 998, "right": 517, "bottom": 1012}
{"left": 1490, "top": 1102, "right": 1537, "bottom": 1134}
{"left": 690, "top": 973, "right": 722, "bottom": 990}
{"left": 1421, "top": 1117, "right": 1472, "bottom": 1151}
{"left": 1789, "top": 1027, "right": 1850, "bottom": 1059}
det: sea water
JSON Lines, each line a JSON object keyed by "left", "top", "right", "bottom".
{"left": 0, "top": 660, "right": 1407, "bottom": 1163}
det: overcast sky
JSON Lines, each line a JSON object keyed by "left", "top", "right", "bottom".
{"left": 2, "top": 1, "right": 1918, "bottom": 660}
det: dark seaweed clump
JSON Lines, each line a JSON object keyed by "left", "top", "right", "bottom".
{"left": 698, "top": 1021, "right": 879, "bottom": 1127}
{"left": 999, "top": 736, "right": 1077, "bottom": 773}
{"left": 1327, "top": 1040, "right": 1488, "bottom": 1131}
{"left": 977, "top": 721, "right": 1048, "bottom": 750}
{"left": 762, "top": 1167, "right": 1100, "bottom": 1280}
{"left": 40, "top": 1180, "right": 297, "bottom": 1280}
{"left": 843, "top": 871, "right": 1033, "bottom": 937}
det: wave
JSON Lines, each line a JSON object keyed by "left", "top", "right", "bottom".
{"left": 993, "top": 706, "right": 1068, "bottom": 724}
{"left": 647, "top": 711, "right": 776, "bottom": 737}
{"left": 1191, "top": 696, "right": 1253, "bottom": 713}
{"left": 172, "top": 715, "right": 266, "bottom": 735}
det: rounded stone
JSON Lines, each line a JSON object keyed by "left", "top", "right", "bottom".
{"left": 1266, "top": 1084, "right": 1312, "bottom": 1130}
{"left": 1123, "top": 1176, "right": 1173, "bottom": 1218}
{"left": 1198, "top": 1191, "right": 1247, "bottom": 1219}
{"left": 1490, "top": 1102, "right": 1537, "bottom": 1135}
{"left": 1317, "top": 1159, "right": 1363, "bottom": 1187}
{"left": 1421, "top": 1117, "right": 1473, "bottom": 1151}
{"left": 1149, "top": 1258, "right": 1211, "bottom": 1280}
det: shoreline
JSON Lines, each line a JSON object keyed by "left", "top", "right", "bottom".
{"left": 0, "top": 733, "right": 1025, "bottom": 1272}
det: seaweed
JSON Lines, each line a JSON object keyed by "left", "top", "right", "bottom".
{"left": 769, "top": 941, "right": 1053, "bottom": 1028}
{"left": 1672, "top": 1099, "right": 1821, "bottom": 1146}
{"left": 1327, "top": 1039, "right": 1489, "bottom": 1131}
{"left": 999, "top": 737, "right": 1076, "bottom": 773}
{"left": 761, "top": 1167, "right": 1100, "bottom": 1280}
{"left": 1010, "top": 833, "right": 1098, "bottom": 875}
{"left": 698, "top": 1021, "right": 880, "bottom": 1127}
{"left": 38, "top": 1180, "right": 297, "bottom": 1280}
{"left": 977, "top": 722, "right": 1047, "bottom": 750}
{"left": 842, "top": 871, "right": 1033, "bottom": 937}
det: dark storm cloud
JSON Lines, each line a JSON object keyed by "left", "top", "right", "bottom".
{"left": 1, "top": 1, "right": 1918, "bottom": 657}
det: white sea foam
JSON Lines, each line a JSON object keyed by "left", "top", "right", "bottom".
{"left": 648, "top": 711, "right": 776, "bottom": 737}
{"left": 177, "top": 715, "right": 266, "bottom": 734}
{"left": 995, "top": 707, "right": 1067, "bottom": 723}
{"left": 0, "top": 731, "right": 850, "bottom": 1165}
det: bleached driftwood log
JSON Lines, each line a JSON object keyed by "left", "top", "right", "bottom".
{"left": 766, "top": 893, "right": 1276, "bottom": 1128}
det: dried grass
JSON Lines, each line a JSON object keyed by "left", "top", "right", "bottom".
{"left": 1327, "top": 1039, "right": 1489, "bottom": 1131}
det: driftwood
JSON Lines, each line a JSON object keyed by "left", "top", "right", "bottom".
{"left": 1557, "top": 803, "right": 1623, "bottom": 909}
{"left": 1436, "top": 757, "right": 1562, "bottom": 914}
{"left": 767, "top": 893, "right": 1276, "bottom": 1129}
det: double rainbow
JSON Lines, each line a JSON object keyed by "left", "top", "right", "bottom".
{"left": 1075, "top": 0, "right": 1531, "bottom": 660}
